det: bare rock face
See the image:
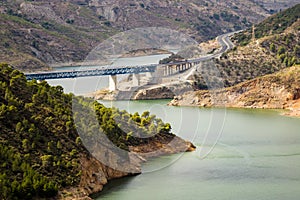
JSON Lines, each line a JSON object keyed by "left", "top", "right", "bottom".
{"left": 58, "top": 153, "right": 140, "bottom": 200}
{"left": 89, "top": 0, "right": 120, "bottom": 22}
{"left": 169, "top": 65, "right": 300, "bottom": 117}
{"left": 293, "top": 88, "right": 300, "bottom": 100}
{"left": 134, "top": 86, "right": 176, "bottom": 100}
{"left": 79, "top": 155, "right": 139, "bottom": 196}
{"left": 58, "top": 133, "right": 196, "bottom": 199}
{"left": 89, "top": 81, "right": 194, "bottom": 100}
{"left": 129, "top": 136, "right": 196, "bottom": 158}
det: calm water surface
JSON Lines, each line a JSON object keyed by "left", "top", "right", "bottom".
{"left": 46, "top": 55, "right": 300, "bottom": 200}
{"left": 95, "top": 100, "right": 300, "bottom": 200}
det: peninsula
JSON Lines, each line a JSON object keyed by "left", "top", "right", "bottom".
{"left": 0, "top": 64, "right": 195, "bottom": 200}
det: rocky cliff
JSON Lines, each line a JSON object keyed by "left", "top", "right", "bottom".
{"left": 60, "top": 135, "right": 195, "bottom": 199}
{"left": 169, "top": 65, "right": 300, "bottom": 117}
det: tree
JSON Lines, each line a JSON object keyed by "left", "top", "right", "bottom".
{"left": 15, "top": 122, "right": 23, "bottom": 133}
{"left": 141, "top": 118, "right": 149, "bottom": 126}
{"left": 40, "top": 155, "right": 53, "bottom": 167}
{"left": 22, "top": 139, "right": 29, "bottom": 151}
{"left": 213, "top": 13, "right": 220, "bottom": 20}
{"left": 141, "top": 111, "right": 150, "bottom": 118}
{"left": 270, "top": 43, "right": 276, "bottom": 53}
{"left": 56, "top": 141, "right": 62, "bottom": 149}
{"left": 277, "top": 46, "right": 286, "bottom": 55}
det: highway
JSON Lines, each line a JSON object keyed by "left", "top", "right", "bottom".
{"left": 187, "top": 31, "right": 237, "bottom": 62}
{"left": 215, "top": 31, "right": 237, "bottom": 56}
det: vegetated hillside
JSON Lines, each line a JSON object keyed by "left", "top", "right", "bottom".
{"left": 0, "top": 63, "right": 194, "bottom": 199}
{"left": 189, "top": 4, "right": 300, "bottom": 90}
{"left": 253, "top": 0, "right": 300, "bottom": 14}
{"left": 0, "top": 0, "right": 296, "bottom": 71}
{"left": 234, "top": 3, "right": 300, "bottom": 46}
{"left": 0, "top": 0, "right": 117, "bottom": 71}
{"left": 170, "top": 65, "right": 300, "bottom": 117}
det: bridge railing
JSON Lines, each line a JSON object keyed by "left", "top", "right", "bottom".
{"left": 25, "top": 57, "right": 205, "bottom": 81}
{"left": 25, "top": 64, "right": 157, "bottom": 80}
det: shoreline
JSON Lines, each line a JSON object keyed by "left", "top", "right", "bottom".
{"left": 59, "top": 135, "right": 195, "bottom": 200}
{"left": 168, "top": 65, "right": 300, "bottom": 118}
{"left": 168, "top": 92, "right": 300, "bottom": 118}
{"left": 170, "top": 103, "right": 300, "bottom": 118}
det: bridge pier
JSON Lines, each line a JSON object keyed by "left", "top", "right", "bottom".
{"left": 146, "top": 72, "right": 153, "bottom": 78}
{"left": 169, "top": 66, "right": 173, "bottom": 75}
{"left": 109, "top": 75, "right": 117, "bottom": 91}
{"left": 176, "top": 65, "right": 180, "bottom": 72}
{"left": 164, "top": 66, "right": 168, "bottom": 76}
{"left": 132, "top": 73, "right": 140, "bottom": 87}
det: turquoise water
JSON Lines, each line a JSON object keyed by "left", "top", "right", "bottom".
{"left": 46, "top": 53, "right": 300, "bottom": 199}
{"left": 95, "top": 100, "right": 300, "bottom": 200}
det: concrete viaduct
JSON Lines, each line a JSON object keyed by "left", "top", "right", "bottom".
{"left": 25, "top": 59, "right": 201, "bottom": 91}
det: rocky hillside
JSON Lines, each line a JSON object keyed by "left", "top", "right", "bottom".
{"left": 0, "top": 63, "right": 194, "bottom": 199}
{"left": 0, "top": 0, "right": 298, "bottom": 71}
{"left": 169, "top": 4, "right": 300, "bottom": 116}
{"left": 233, "top": 3, "right": 300, "bottom": 45}
{"left": 169, "top": 65, "right": 300, "bottom": 117}
{"left": 0, "top": 0, "right": 116, "bottom": 71}
{"left": 253, "top": 0, "right": 300, "bottom": 13}
{"left": 189, "top": 4, "right": 300, "bottom": 90}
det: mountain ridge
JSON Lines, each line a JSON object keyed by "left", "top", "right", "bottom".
{"left": 0, "top": 0, "right": 298, "bottom": 71}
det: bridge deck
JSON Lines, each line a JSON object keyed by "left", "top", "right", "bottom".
{"left": 25, "top": 64, "right": 158, "bottom": 80}
{"left": 24, "top": 56, "right": 207, "bottom": 81}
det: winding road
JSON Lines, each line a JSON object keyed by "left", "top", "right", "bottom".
{"left": 187, "top": 31, "right": 237, "bottom": 63}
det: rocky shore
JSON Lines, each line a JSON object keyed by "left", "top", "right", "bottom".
{"left": 89, "top": 81, "right": 194, "bottom": 101}
{"left": 59, "top": 136, "right": 195, "bottom": 200}
{"left": 169, "top": 65, "right": 300, "bottom": 117}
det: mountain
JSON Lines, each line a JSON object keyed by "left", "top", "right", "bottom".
{"left": 169, "top": 4, "right": 300, "bottom": 116}
{"left": 0, "top": 0, "right": 298, "bottom": 71}
{"left": 0, "top": 0, "right": 116, "bottom": 71}
{"left": 189, "top": 4, "right": 299, "bottom": 90}
{"left": 0, "top": 63, "right": 195, "bottom": 199}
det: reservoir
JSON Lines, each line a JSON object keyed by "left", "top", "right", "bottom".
{"left": 47, "top": 55, "right": 300, "bottom": 200}
{"left": 94, "top": 100, "right": 300, "bottom": 200}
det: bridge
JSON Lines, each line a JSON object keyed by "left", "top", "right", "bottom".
{"left": 25, "top": 60, "right": 200, "bottom": 91}
{"left": 25, "top": 32, "right": 235, "bottom": 91}
{"left": 25, "top": 64, "right": 157, "bottom": 80}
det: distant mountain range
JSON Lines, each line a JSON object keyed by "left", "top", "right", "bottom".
{"left": 0, "top": 0, "right": 299, "bottom": 71}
